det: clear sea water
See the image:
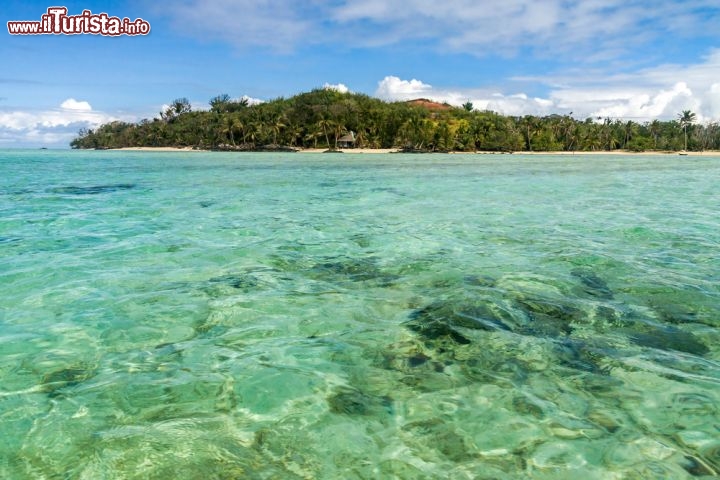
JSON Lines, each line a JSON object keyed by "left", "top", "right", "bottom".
{"left": 1, "top": 150, "right": 719, "bottom": 479}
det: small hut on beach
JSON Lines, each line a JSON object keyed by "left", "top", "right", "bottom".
{"left": 337, "top": 131, "right": 356, "bottom": 148}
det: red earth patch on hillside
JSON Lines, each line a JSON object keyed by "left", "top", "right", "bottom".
{"left": 405, "top": 98, "right": 453, "bottom": 111}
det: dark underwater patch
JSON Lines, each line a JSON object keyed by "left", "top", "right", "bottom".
{"left": 571, "top": 268, "right": 614, "bottom": 299}
{"left": 50, "top": 184, "right": 136, "bottom": 195}
{"left": 406, "top": 301, "right": 513, "bottom": 345}
{"left": 463, "top": 274, "right": 496, "bottom": 288}
{"left": 350, "top": 233, "right": 371, "bottom": 248}
{"left": 515, "top": 297, "right": 578, "bottom": 336}
{"left": 208, "top": 273, "right": 260, "bottom": 290}
{"left": 512, "top": 395, "right": 545, "bottom": 418}
{"left": 553, "top": 338, "right": 611, "bottom": 375}
{"left": 327, "top": 388, "right": 393, "bottom": 416}
{"left": 401, "top": 419, "right": 471, "bottom": 461}
{"left": 407, "top": 352, "right": 431, "bottom": 367}
{"left": 0, "top": 236, "right": 22, "bottom": 245}
{"left": 370, "top": 187, "right": 406, "bottom": 196}
{"left": 310, "top": 257, "right": 382, "bottom": 281}
{"left": 628, "top": 326, "right": 708, "bottom": 356}
{"left": 303, "top": 255, "right": 399, "bottom": 286}
{"left": 681, "top": 455, "right": 716, "bottom": 477}
{"left": 41, "top": 366, "right": 96, "bottom": 397}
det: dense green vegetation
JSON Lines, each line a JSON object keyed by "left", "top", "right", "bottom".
{"left": 71, "top": 89, "right": 718, "bottom": 152}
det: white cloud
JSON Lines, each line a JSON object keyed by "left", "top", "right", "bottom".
{"left": 160, "top": 0, "right": 720, "bottom": 62}
{"left": 60, "top": 98, "right": 92, "bottom": 111}
{"left": 240, "top": 94, "right": 263, "bottom": 106}
{"left": 376, "top": 76, "right": 432, "bottom": 100}
{"left": 0, "top": 99, "right": 114, "bottom": 130}
{"left": 323, "top": 83, "right": 350, "bottom": 94}
{"left": 589, "top": 82, "right": 694, "bottom": 120}
{"left": 706, "top": 83, "right": 720, "bottom": 120}
{"left": 375, "top": 76, "right": 559, "bottom": 116}
{"left": 0, "top": 99, "right": 126, "bottom": 146}
{"left": 375, "top": 48, "right": 720, "bottom": 122}
{"left": 543, "top": 51, "right": 720, "bottom": 121}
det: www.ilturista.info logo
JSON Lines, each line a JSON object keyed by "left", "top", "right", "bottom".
{"left": 7, "top": 7, "right": 150, "bottom": 36}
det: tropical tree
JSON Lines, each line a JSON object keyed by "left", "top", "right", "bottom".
{"left": 210, "top": 94, "right": 232, "bottom": 113}
{"left": 677, "top": 110, "right": 696, "bottom": 151}
{"left": 219, "top": 116, "right": 234, "bottom": 145}
{"left": 647, "top": 120, "right": 661, "bottom": 150}
{"left": 269, "top": 115, "right": 286, "bottom": 145}
{"left": 160, "top": 97, "right": 192, "bottom": 123}
{"left": 519, "top": 115, "right": 540, "bottom": 151}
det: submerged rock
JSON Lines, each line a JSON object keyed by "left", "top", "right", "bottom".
{"left": 463, "top": 274, "right": 496, "bottom": 288}
{"left": 41, "top": 365, "right": 95, "bottom": 397}
{"left": 628, "top": 326, "right": 708, "bottom": 356}
{"left": 514, "top": 297, "right": 578, "bottom": 336}
{"left": 208, "top": 273, "right": 260, "bottom": 290}
{"left": 350, "top": 234, "right": 371, "bottom": 248}
{"left": 406, "top": 301, "right": 514, "bottom": 346}
{"left": 406, "top": 294, "right": 587, "bottom": 346}
{"left": 571, "top": 268, "right": 614, "bottom": 299}
{"left": 650, "top": 301, "right": 701, "bottom": 325}
{"left": 307, "top": 256, "right": 399, "bottom": 286}
{"left": 271, "top": 254, "right": 398, "bottom": 285}
{"left": 512, "top": 395, "right": 545, "bottom": 418}
{"left": 402, "top": 419, "right": 471, "bottom": 461}
{"left": 681, "top": 455, "right": 716, "bottom": 477}
{"left": 311, "top": 258, "right": 380, "bottom": 281}
{"left": 327, "top": 388, "right": 393, "bottom": 416}
{"left": 553, "top": 338, "right": 611, "bottom": 375}
{"left": 50, "top": 184, "right": 135, "bottom": 195}
{"left": 407, "top": 352, "right": 431, "bottom": 368}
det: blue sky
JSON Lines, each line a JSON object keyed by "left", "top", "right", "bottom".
{"left": 2, "top": 0, "right": 720, "bottom": 147}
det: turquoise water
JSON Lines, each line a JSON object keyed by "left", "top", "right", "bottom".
{"left": 1, "top": 150, "right": 719, "bottom": 479}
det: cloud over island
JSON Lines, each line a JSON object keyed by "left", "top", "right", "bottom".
{"left": 373, "top": 48, "right": 720, "bottom": 122}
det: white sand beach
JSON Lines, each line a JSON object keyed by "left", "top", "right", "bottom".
{"left": 115, "top": 147, "right": 199, "bottom": 152}
{"left": 111, "top": 146, "right": 720, "bottom": 156}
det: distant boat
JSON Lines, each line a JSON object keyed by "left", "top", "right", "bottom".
{"left": 679, "top": 152, "right": 688, "bottom": 156}
{"left": 40, "top": 147, "right": 48, "bottom": 150}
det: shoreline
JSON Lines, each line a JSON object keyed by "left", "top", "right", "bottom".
{"left": 111, "top": 147, "right": 720, "bottom": 156}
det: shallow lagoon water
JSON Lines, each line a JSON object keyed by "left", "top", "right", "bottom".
{"left": 0, "top": 150, "right": 719, "bottom": 478}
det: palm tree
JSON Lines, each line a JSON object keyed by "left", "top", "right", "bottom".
{"left": 332, "top": 122, "right": 346, "bottom": 149}
{"left": 623, "top": 121, "right": 638, "bottom": 149}
{"left": 519, "top": 116, "right": 539, "bottom": 151}
{"left": 316, "top": 118, "right": 333, "bottom": 148}
{"left": 649, "top": 120, "right": 662, "bottom": 150}
{"left": 270, "top": 116, "right": 286, "bottom": 145}
{"left": 304, "top": 130, "right": 320, "bottom": 148}
{"left": 247, "top": 122, "right": 263, "bottom": 146}
{"left": 231, "top": 116, "right": 245, "bottom": 145}
{"left": 220, "top": 116, "right": 234, "bottom": 145}
{"left": 678, "top": 110, "right": 696, "bottom": 151}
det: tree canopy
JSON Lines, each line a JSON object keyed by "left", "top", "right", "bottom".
{"left": 71, "top": 91, "right": 712, "bottom": 153}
